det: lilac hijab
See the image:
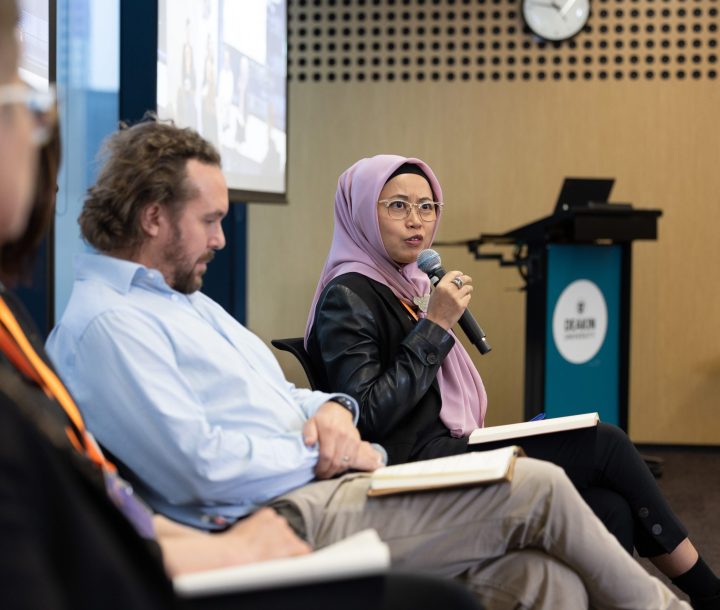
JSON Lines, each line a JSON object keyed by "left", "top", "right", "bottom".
{"left": 305, "top": 154, "right": 487, "bottom": 436}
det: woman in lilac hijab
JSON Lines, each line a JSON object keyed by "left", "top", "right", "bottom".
{"left": 304, "top": 155, "right": 720, "bottom": 606}
{"left": 306, "top": 154, "right": 486, "bottom": 458}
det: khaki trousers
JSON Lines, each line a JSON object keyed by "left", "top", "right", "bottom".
{"left": 274, "top": 458, "right": 688, "bottom": 610}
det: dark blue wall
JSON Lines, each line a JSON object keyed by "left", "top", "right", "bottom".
{"left": 13, "top": 242, "right": 51, "bottom": 337}
{"left": 201, "top": 205, "right": 247, "bottom": 324}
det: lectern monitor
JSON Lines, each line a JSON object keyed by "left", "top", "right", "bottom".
{"left": 157, "top": 0, "right": 287, "bottom": 202}
{"left": 554, "top": 178, "right": 615, "bottom": 214}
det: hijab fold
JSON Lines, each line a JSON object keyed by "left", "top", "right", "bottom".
{"left": 306, "top": 155, "right": 487, "bottom": 436}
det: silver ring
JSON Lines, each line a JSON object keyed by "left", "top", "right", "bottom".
{"left": 452, "top": 276, "right": 464, "bottom": 289}
{"left": 341, "top": 455, "right": 351, "bottom": 462}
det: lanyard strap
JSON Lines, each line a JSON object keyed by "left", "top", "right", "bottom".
{"left": 0, "top": 322, "right": 43, "bottom": 385}
{"left": 0, "top": 296, "right": 114, "bottom": 472}
{"left": 399, "top": 299, "right": 420, "bottom": 322}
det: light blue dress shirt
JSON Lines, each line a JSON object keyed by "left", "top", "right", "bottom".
{"left": 46, "top": 252, "right": 361, "bottom": 529}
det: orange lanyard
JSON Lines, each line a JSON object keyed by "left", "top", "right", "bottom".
{"left": 0, "top": 296, "right": 114, "bottom": 472}
{"left": 0, "top": 322, "right": 42, "bottom": 384}
{"left": 399, "top": 300, "right": 419, "bottom": 322}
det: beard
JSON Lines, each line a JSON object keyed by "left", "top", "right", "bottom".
{"left": 165, "top": 225, "right": 215, "bottom": 294}
{"left": 171, "top": 250, "right": 214, "bottom": 294}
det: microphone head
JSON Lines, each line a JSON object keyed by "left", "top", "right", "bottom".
{"left": 417, "top": 249, "right": 442, "bottom": 274}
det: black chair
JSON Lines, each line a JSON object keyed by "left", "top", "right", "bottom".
{"left": 271, "top": 337, "right": 319, "bottom": 390}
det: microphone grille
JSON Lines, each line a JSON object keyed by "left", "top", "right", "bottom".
{"left": 417, "top": 249, "right": 441, "bottom": 273}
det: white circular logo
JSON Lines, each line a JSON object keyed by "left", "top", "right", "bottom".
{"left": 552, "top": 279, "right": 607, "bottom": 365}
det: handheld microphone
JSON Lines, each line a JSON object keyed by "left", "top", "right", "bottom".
{"left": 417, "top": 249, "right": 492, "bottom": 355}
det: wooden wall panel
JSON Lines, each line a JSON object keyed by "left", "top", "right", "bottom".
{"left": 247, "top": 0, "right": 720, "bottom": 444}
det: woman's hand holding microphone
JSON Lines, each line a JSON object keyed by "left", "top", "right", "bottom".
{"left": 426, "top": 270, "right": 473, "bottom": 331}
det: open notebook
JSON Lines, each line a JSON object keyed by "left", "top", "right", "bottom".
{"left": 368, "top": 445, "right": 523, "bottom": 497}
{"left": 173, "top": 529, "right": 390, "bottom": 598}
{"left": 468, "top": 412, "right": 599, "bottom": 446}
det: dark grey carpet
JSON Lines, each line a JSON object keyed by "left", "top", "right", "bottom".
{"left": 635, "top": 446, "right": 720, "bottom": 603}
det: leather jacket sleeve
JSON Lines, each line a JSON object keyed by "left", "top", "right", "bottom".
{"left": 312, "top": 282, "right": 455, "bottom": 440}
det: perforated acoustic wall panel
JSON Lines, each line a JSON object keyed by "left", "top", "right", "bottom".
{"left": 288, "top": 0, "right": 718, "bottom": 83}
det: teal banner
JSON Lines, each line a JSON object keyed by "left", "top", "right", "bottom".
{"left": 544, "top": 244, "right": 621, "bottom": 424}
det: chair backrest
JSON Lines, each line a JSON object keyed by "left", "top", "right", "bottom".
{"left": 271, "top": 337, "right": 319, "bottom": 390}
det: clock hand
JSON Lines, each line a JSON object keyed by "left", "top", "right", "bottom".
{"left": 559, "top": 0, "right": 577, "bottom": 18}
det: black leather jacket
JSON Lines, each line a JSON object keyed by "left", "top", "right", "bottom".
{"left": 307, "top": 273, "right": 468, "bottom": 464}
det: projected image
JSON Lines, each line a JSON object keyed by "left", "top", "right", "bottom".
{"left": 157, "top": 0, "right": 286, "bottom": 199}
{"left": 18, "top": 0, "right": 50, "bottom": 90}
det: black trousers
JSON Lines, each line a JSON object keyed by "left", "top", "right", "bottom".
{"left": 472, "top": 423, "right": 687, "bottom": 558}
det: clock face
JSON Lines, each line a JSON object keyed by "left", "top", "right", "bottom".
{"left": 522, "top": 0, "right": 590, "bottom": 41}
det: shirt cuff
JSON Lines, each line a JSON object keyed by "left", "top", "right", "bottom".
{"left": 326, "top": 393, "right": 360, "bottom": 425}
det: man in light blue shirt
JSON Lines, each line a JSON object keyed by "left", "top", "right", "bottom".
{"left": 47, "top": 250, "right": 381, "bottom": 527}
{"left": 46, "top": 119, "right": 690, "bottom": 610}
{"left": 47, "top": 122, "right": 381, "bottom": 529}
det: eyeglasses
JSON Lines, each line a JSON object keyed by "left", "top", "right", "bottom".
{"left": 0, "top": 83, "right": 57, "bottom": 146}
{"left": 378, "top": 199, "right": 444, "bottom": 222}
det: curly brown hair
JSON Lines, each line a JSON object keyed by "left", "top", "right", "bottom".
{"left": 79, "top": 117, "right": 221, "bottom": 253}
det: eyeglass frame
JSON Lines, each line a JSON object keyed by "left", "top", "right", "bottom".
{"left": 0, "top": 83, "right": 57, "bottom": 147}
{"left": 378, "top": 198, "right": 444, "bottom": 222}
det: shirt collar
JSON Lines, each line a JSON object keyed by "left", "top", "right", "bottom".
{"left": 74, "top": 251, "right": 172, "bottom": 295}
